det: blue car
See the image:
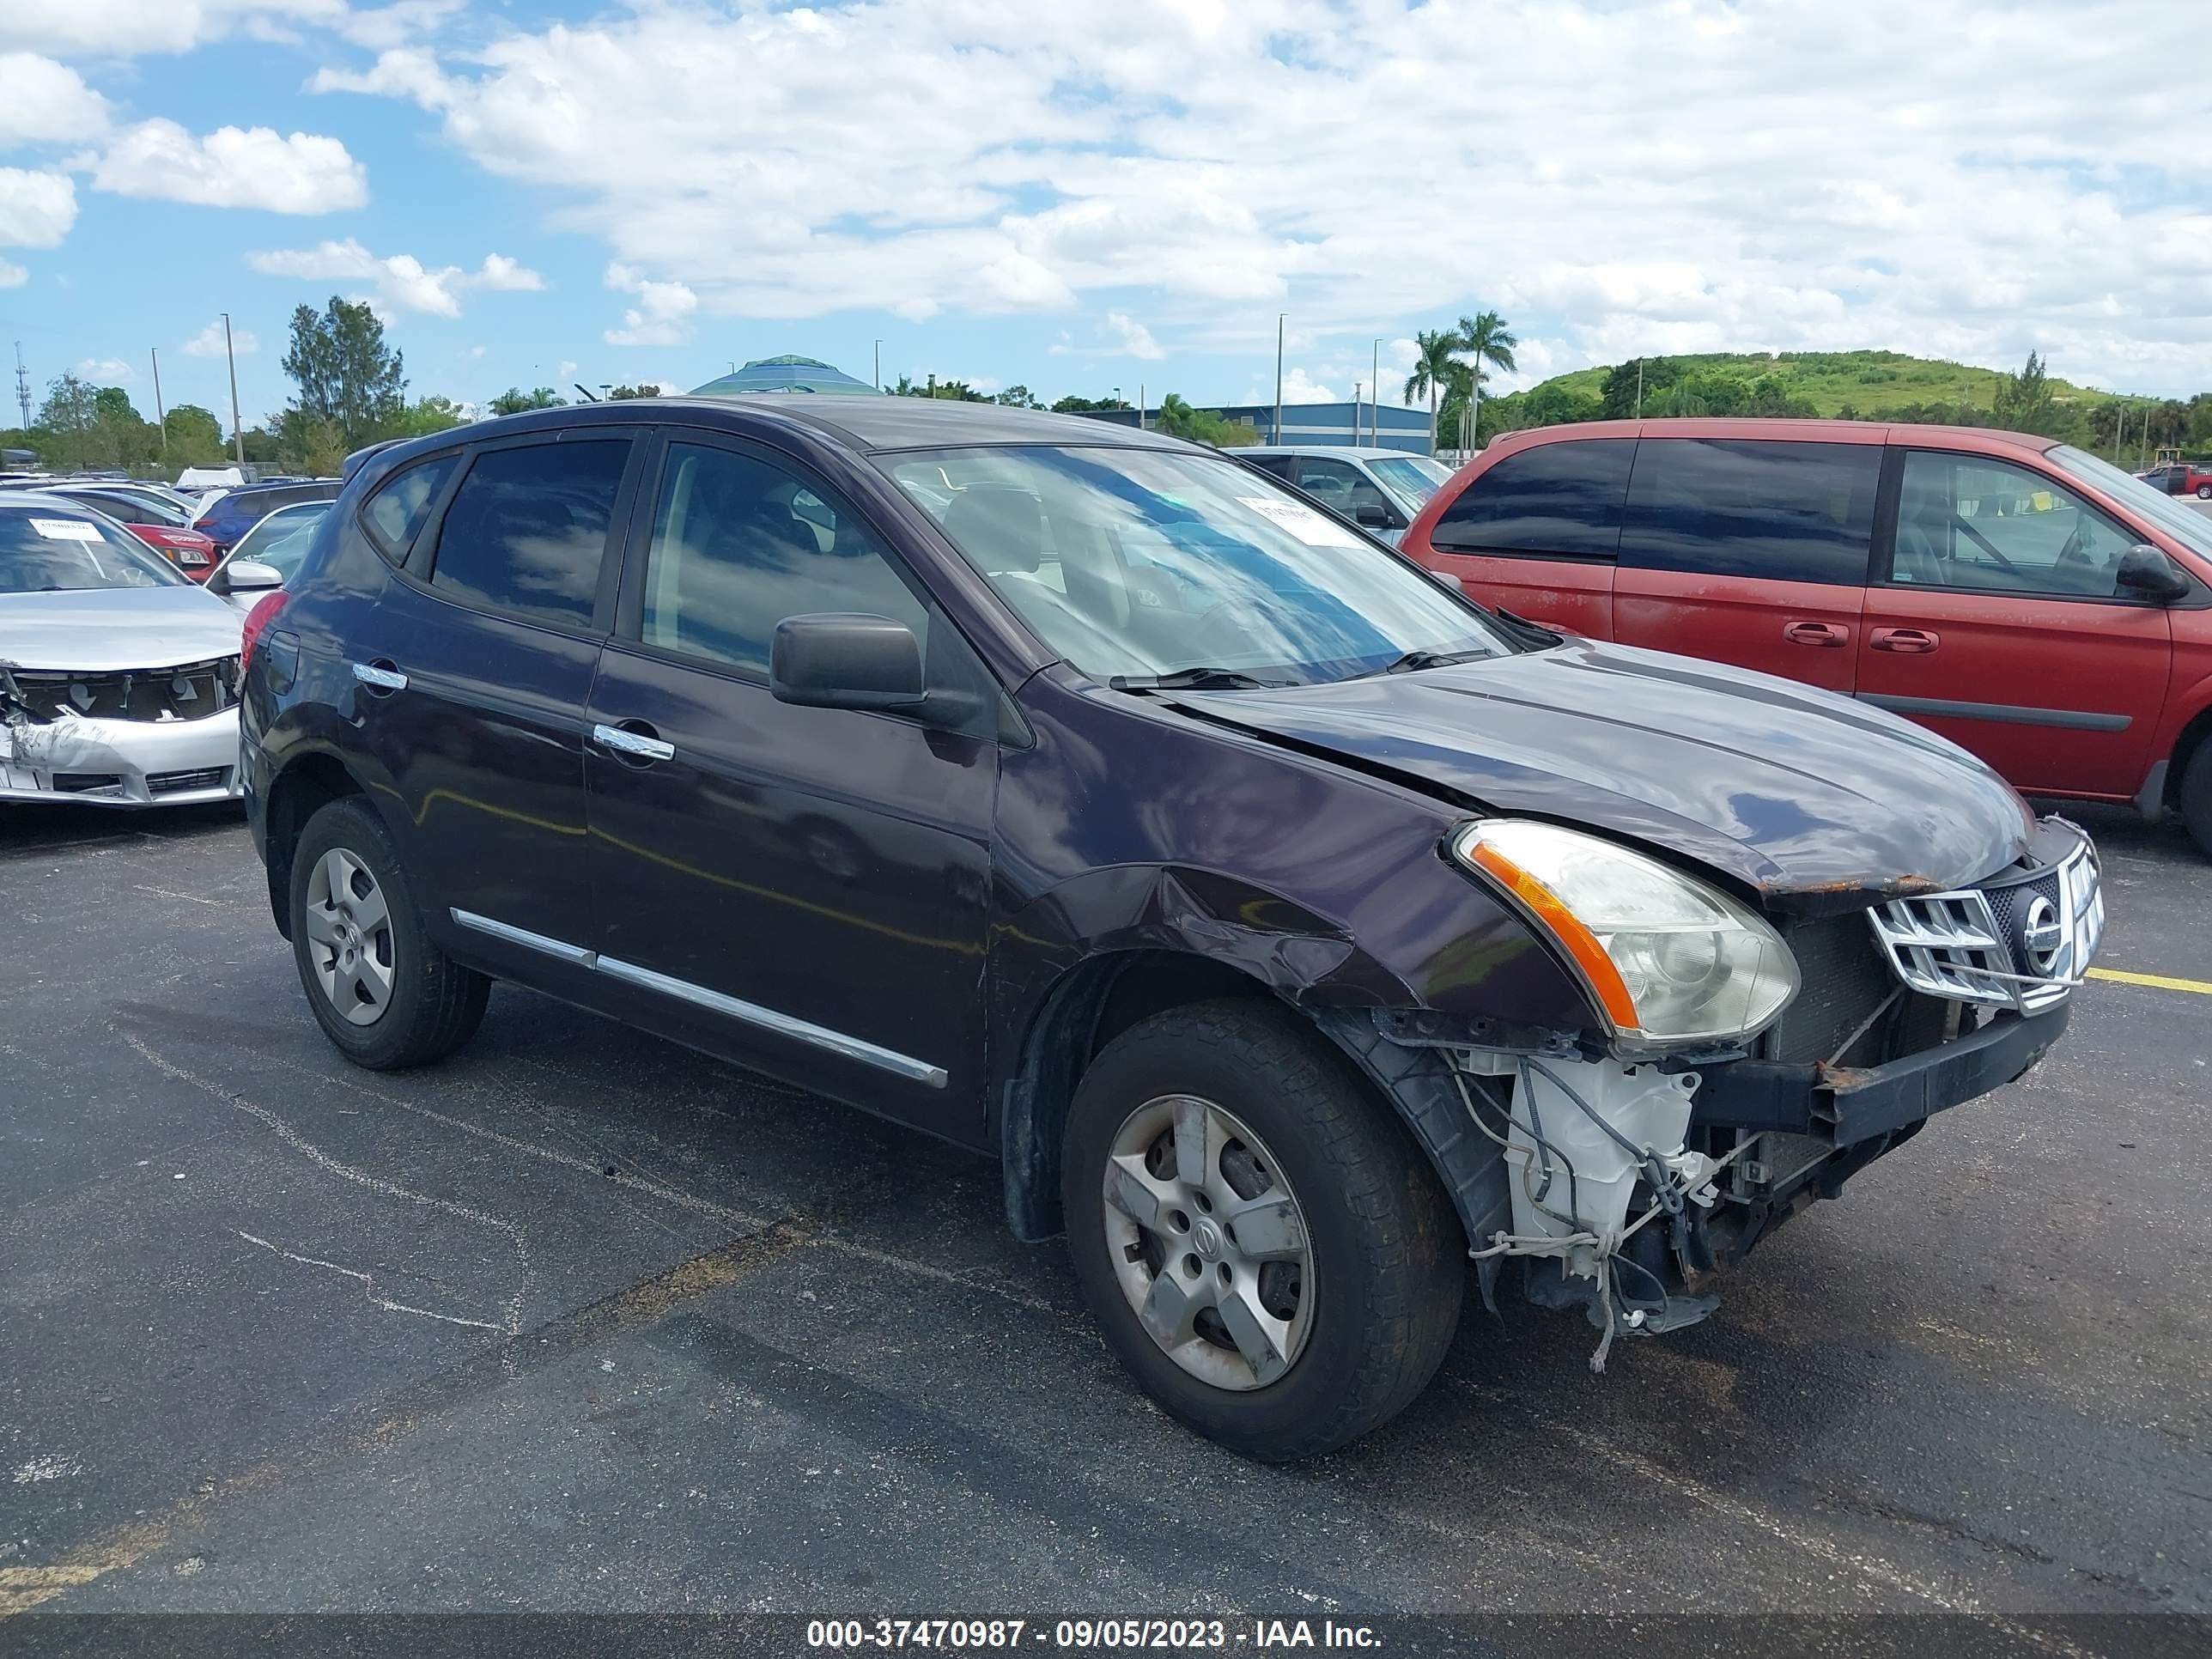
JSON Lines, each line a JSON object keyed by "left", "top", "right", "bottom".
{"left": 191, "top": 480, "right": 340, "bottom": 551}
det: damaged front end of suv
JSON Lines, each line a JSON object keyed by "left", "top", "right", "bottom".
{"left": 1328, "top": 810, "right": 2100, "bottom": 1369}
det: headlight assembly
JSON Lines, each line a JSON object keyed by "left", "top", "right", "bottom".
{"left": 1453, "top": 819, "right": 1799, "bottom": 1048}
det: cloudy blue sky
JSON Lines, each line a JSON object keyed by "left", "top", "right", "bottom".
{"left": 3, "top": 0, "right": 2207, "bottom": 432}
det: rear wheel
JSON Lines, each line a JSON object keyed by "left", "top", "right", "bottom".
{"left": 289, "top": 798, "right": 489, "bottom": 1068}
{"left": 2196, "top": 483, "right": 2211, "bottom": 500}
{"left": 2181, "top": 743, "right": 2212, "bottom": 860}
{"left": 1061, "top": 1000, "right": 1463, "bottom": 1460}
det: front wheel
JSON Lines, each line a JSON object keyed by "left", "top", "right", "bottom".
{"left": 2196, "top": 483, "right": 2211, "bottom": 499}
{"left": 1061, "top": 1000, "right": 1463, "bottom": 1460}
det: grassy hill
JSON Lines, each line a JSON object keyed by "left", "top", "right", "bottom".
{"left": 1530, "top": 349, "right": 2142, "bottom": 416}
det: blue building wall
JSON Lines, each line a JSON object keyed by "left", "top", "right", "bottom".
{"left": 1081, "top": 401, "right": 1431, "bottom": 454}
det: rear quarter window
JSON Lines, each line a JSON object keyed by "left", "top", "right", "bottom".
{"left": 361, "top": 455, "right": 459, "bottom": 562}
{"left": 1429, "top": 439, "right": 1635, "bottom": 558}
{"left": 1619, "top": 438, "right": 1880, "bottom": 585}
{"left": 424, "top": 441, "right": 630, "bottom": 629}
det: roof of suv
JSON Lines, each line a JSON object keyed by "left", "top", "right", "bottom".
{"left": 420, "top": 395, "right": 1199, "bottom": 459}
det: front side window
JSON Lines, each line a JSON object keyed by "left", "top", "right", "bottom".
{"left": 1893, "top": 451, "right": 2142, "bottom": 599}
{"left": 230, "top": 503, "right": 331, "bottom": 576}
{"left": 1620, "top": 439, "right": 1880, "bottom": 585}
{"left": 1368, "top": 455, "right": 1453, "bottom": 506}
{"left": 362, "top": 455, "right": 457, "bottom": 559}
{"left": 1428, "top": 439, "right": 1635, "bottom": 558}
{"left": 640, "top": 442, "right": 928, "bottom": 673}
{"left": 881, "top": 446, "right": 1508, "bottom": 685}
{"left": 0, "top": 507, "right": 187, "bottom": 592}
{"left": 2047, "top": 444, "right": 2212, "bottom": 565}
{"left": 1293, "top": 458, "right": 1394, "bottom": 521}
{"left": 428, "top": 441, "right": 629, "bottom": 628}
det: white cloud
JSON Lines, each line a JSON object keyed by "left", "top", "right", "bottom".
{"left": 0, "top": 260, "right": 27, "bottom": 289}
{"left": 182, "top": 319, "right": 257, "bottom": 357}
{"left": 337, "top": 0, "right": 463, "bottom": 52}
{"left": 0, "top": 54, "right": 109, "bottom": 146}
{"left": 9, "top": 1, "right": 344, "bottom": 58}
{"left": 1106, "top": 312, "right": 1165, "bottom": 362}
{"left": 76, "top": 357, "right": 136, "bottom": 384}
{"left": 0, "top": 168, "right": 77, "bottom": 249}
{"left": 468, "top": 343, "right": 486, "bottom": 358}
{"left": 1276, "top": 367, "right": 1340, "bottom": 405}
{"left": 307, "top": 0, "right": 2212, "bottom": 391}
{"left": 604, "top": 263, "right": 696, "bottom": 347}
{"left": 247, "top": 238, "right": 545, "bottom": 316}
{"left": 91, "top": 120, "right": 366, "bottom": 214}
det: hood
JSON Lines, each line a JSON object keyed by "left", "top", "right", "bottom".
{"left": 1178, "top": 638, "right": 2033, "bottom": 914}
{"left": 0, "top": 585, "right": 245, "bottom": 672}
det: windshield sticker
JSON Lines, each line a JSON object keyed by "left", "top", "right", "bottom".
{"left": 30, "top": 518, "right": 102, "bottom": 543}
{"left": 1237, "top": 495, "right": 1361, "bottom": 548}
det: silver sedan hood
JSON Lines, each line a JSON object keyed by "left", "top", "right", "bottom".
{"left": 0, "top": 586, "right": 244, "bottom": 672}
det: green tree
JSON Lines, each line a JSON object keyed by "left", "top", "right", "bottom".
{"left": 1402, "top": 328, "right": 1459, "bottom": 445}
{"left": 283, "top": 296, "right": 407, "bottom": 449}
{"left": 891, "top": 374, "right": 987, "bottom": 400}
{"left": 1049, "top": 393, "right": 1131, "bottom": 413}
{"left": 1600, "top": 356, "right": 1682, "bottom": 419}
{"left": 606, "top": 384, "right": 663, "bottom": 400}
{"left": 1990, "top": 349, "right": 2057, "bottom": 435}
{"left": 1448, "top": 310, "right": 1518, "bottom": 450}
{"left": 392, "top": 395, "right": 470, "bottom": 438}
{"left": 1148, "top": 393, "right": 1257, "bottom": 447}
{"left": 163, "top": 404, "right": 226, "bottom": 465}
{"left": 34, "top": 374, "right": 102, "bottom": 468}
{"left": 489, "top": 386, "right": 565, "bottom": 415}
{"left": 993, "top": 385, "right": 1044, "bottom": 409}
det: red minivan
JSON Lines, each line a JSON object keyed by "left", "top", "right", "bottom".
{"left": 1404, "top": 419, "right": 2212, "bottom": 855}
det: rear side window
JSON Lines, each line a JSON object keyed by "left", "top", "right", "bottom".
{"left": 362, "top": 456, "right": 457, "bottom": 560}
{"left": 427, "top": 441, "right": 630, "bottom": 628}
{"left": 1243, "top": 455, "right": 1297, "bottom": 483}
{"left": 1429, "top": 439, "right": 1634, "bottom": 558}
{"left": 1620, "top": 439, "right": 1880, "bottom": 585}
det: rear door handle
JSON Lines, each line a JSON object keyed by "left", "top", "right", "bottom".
{"left": 1782, "top": 620, "right": 1850, "bottom": 647}
{"left": 1869, "top": 627, "right": 1940, "bottom": 654}
{"left": 592, "top": 721, "right": 676, "bottom": 763}
{"left": 350, "top": 659, "right": 407, "bottom": 693}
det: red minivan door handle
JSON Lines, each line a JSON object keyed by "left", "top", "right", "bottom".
{"left": 1870, "top": 627, "right": 1940, "bottom": 654}
{"left": 1783, "top": 620, "right": 1850, "bottom": 647}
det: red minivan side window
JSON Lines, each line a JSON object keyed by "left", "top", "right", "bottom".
{"left": 1427, "top": 439, "right": 1634, "bottom": 561}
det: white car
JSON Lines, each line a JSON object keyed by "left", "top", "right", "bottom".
{"left": 0, "top": 494, "right": 260, "bottom": 807}
{"left": 205, "top": 499, "right": 331, "bottom": 614}
{"left": 1237, "top": 447, "right": 1455, "bottom": 545}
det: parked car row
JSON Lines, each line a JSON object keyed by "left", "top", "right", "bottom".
{"left": 231, "top": 396, "right": 2103, "bottom": 1461}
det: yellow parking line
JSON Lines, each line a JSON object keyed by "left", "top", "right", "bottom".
{"left": 2087, "top": 967, "right": 2212, "bottom": 996}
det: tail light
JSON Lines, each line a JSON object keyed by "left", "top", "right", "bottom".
{"left": 240, "top": 591, "right": 289, "bottom": 675}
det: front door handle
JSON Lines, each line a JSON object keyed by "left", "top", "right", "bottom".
{"left": 350, "top": 659, "right": 407, "bottom": 693}
{"left": 592, "top": 721, "right": 675, "bottom": 763}
{"left": 1783, "top": 620, "right": 1850, "bottom": 647}
{"left": 1869, "top": 627, "right": 1941, "bottom": 654}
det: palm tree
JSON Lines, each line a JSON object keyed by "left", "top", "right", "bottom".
{"left": 1402, "top": 329, "right": 1459, "bottom": 453}
{"left": 1154, "top": 392, "right": 1198, "bottom": 439}
{"left": 1452, "top": 311, "right": 1518, "bottom": 450}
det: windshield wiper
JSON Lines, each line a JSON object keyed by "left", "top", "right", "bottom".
{"left": 1364, "top": 647, "right": 1494, "bottom": 677}
{"left": 1109, "top": 666, "right": 1289, "bottom": 692}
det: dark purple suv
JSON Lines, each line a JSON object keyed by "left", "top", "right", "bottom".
{"left": 240, "top": 398, "right": 2101, "bottom": 1458}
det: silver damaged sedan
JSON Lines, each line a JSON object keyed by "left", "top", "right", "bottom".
{"left": 1, "top": 495, "right": 246, "bottom": 807}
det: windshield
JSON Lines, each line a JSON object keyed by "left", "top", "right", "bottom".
{"left": 2048, "top": 445, "right": 2212, "bottom": 562}
{"left": 1, "top": 506, "right": 189, "bottom": 592}
{"left": 1369, "top": 455, "right": 1454, "bottom": 506}
{"left": 881, "top": 446, "right": 1507, "bottom": 684}
{"left": 229, "top": 501, "right": 330, "bottom": 574}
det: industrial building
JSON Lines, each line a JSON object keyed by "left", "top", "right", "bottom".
{"left": 1081, "top": 400, "right": 1432, "bottom": 454}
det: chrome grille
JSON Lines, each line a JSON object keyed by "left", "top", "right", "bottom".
{"left": 1867, "top": 829, "right": 2102, "bottom": 1013}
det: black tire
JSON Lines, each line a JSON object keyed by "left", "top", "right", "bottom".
{"left": 2196, "top": 483, "right": 2210, "bottom": 500}
{"left": 1061, "top": 999, "right": 1463, "bottom": 1461}
{"left": 289, "top": 797, "right": 489, "bottom": 1069}
{"left": 2181, "top": 744, "right": 2212, "bottom": 860}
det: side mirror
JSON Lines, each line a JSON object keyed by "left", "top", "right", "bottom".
{"left": 771, "top": 613, "right": 926, "bottom": 711}
{"left": 219, "top": 559, "right": 285, "bottom": 595}
{"left": 2117, "top": 544, "right": 2191, "bottom": 604}
{"left": 1354, "top": 500, "right": 1393, "bottom": 530}
{"left": 1427, "top": 568, "right": 1466, "bottom": 596}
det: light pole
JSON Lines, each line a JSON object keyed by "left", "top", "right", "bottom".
{"left": 1370, "top": 338, "right": 1382, "bottom": 447}
{"left": 150, "top": 346, "right": 167, "bottom": 460}
{"left": 222, "top": 313, "right": 244, "bottom": 465}
{"left": 1273, "top": 313, "right": 1285, "bottom": 444}
{"left": 873, "top": 339, "right": 882, "bottom": 390}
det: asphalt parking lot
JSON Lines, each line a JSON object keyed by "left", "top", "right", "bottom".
{"left": 2, "top": 796, "right": 2209, "bottom": 1652}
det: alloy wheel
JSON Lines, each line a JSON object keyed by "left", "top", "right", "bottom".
{"left": 1102, "top": 1094, "right": 1315, "bottom": 1390}
{"left": 302, "top": 848, "right": 396, "bottom": 1026}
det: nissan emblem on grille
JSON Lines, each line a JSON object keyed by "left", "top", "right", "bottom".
{"left": 1865, "top": 820, "right": 2104, "bottom": 1015}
